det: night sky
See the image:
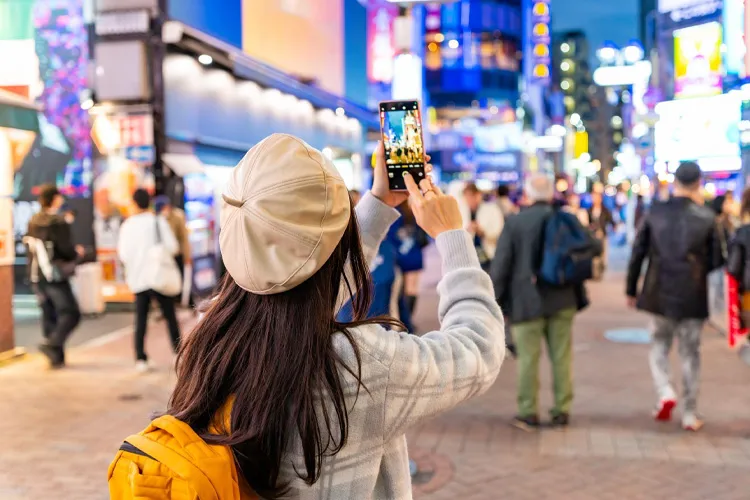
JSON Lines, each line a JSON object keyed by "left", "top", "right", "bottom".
{"left": 552, "top": 0, "right": 639, "bottom": 63}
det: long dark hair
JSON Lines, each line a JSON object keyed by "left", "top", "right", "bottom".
{"left": 168, "top": 208, "right": 399, "bottom": 498}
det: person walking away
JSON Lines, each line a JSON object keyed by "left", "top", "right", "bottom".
{"left": 24, "top": 185, "right": 82, "bottom": 368}
{"left": 461, "top": 182, "right": 503, "bottom": 271}
{"left": 496, "top": 184, "right": 518, "bottom": 219}
{"left": 109, "top": 134, "right": 505, "bottom": 499}
{"left": 626, "top": 162, "right": 724, "bottom": 431}
{"left": 725, "top": 188, "right": 750, "bottom": 362}
{"left": 491, "top": 174, "right": 599, "bottom": 430}
{"left": 118, "top": 189, "right": 182, "bottom": 372}
{"left": 710, "top": 193, "right": 736, "bottom": 259}
{"left": 588, "top": 189, "right": 615, "bottom": 276}
{"left": 154, "top": 195, "right": 194, "bottom": 309}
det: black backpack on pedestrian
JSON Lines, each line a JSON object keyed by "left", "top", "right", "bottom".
{"left": 537, "top": 209, "right": 596, "bottom": 287}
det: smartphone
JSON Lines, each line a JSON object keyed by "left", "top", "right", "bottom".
{"left": 379, "top": 100, "right": 426, "bottom": 191}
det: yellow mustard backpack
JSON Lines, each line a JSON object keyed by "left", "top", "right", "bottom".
{"left": 108, "top": 414, "right": 258, "bottom": 500}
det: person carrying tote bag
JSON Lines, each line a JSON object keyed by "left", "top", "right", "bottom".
{"left": 118, "top": 189, "right": 183, "bottom": 372}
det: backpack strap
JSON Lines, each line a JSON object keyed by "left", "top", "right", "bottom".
{"left": 125, "top": 433, "right": 220, "bottom": 500}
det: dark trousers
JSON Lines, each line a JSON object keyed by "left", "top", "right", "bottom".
{"left": 37, "top": 281, "right": 81, "bottom": 363}
{"left": 134, "top": 289, "right": 181, "bottom": 361}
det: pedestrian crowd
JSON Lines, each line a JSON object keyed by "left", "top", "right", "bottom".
{"left": 21, "top": 133, "right": 750, "bottom": 499}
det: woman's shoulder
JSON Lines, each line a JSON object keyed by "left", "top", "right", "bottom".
{"left": 332, "top": 323, "right": 404, "bottom": 370}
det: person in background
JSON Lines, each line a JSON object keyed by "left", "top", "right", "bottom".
{"left": 491, "top": 174, "right": 590, "bottom": 430}
{"left": 461, "top": 183, "right": 504, "bottom": 270}
{"left": 565, "top": 193, "right": 590, "bottom": 227}
{"left": 394, "top": 201, "right": 428, "bottom": 319}
{"left": 25, "top": 185, "right": 83, "bottom": 368}
{"left": 118, "top": 189, "right": 182, "bottom": 372}
{"left": 496, "top": 184, "right": 518, "bottom": 219}
{"left": 726, "top": 188, "right": 750, "bottom": 361}
{"left": 710, "top": 193, "right": 736, "bottom": 258}
{"left": 60, "top": 203, "right": 77, "bottom": 225}
{"left": 626, "top": 162, "right": 724, "bottom": 431}
{"left": 154, "top": 196, "right": 193, "bottom": 309}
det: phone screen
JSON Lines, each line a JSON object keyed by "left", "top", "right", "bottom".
{"left": 379, "top": 100, "right": 426, "bottom": 191}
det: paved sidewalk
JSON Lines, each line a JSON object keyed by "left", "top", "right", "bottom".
{"left": 2, "top": 249, "right": 750, "bottom": 499}
{"left": 409, "top": 249, "right": 750, "bottom": 499}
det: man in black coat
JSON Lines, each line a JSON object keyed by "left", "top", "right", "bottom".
{"left": 491, "top": 173, "right": 594, "bottom": 430}
{"left": 626, "top": 162, "right": 724, "bottom": 432}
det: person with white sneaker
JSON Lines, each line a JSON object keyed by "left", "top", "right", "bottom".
{"left": 626, "top": 162, "right": 724, "bottom": 431}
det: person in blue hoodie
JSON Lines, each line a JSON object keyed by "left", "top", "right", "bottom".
{"left": 337, "top": 191, "right": 414, "bottom": 331}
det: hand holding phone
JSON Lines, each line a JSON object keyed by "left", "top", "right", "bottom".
{"left": 371, "top": 141, "right": 434, "bottom": 208}
{"left": 379, "top": 100, "right": 426, "bottom": 191}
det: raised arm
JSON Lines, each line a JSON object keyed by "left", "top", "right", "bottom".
{"left": 381, "top": 229, "right": 505, "bottom": 438}
{"left": 379, "top": 174, "right": 505, "bottom": 438}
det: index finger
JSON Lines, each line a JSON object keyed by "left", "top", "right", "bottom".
{"left": 404, "top": 173, "right": 424, "bottom": 202}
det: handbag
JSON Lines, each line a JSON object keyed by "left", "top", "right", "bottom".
{"left": 145, "top": 217, "right": 182, "bottom": 296}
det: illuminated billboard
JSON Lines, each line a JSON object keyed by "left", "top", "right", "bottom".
{"left": 654, "top": 93, "right": 741, "bottom": 171}
{"left": 367, "top": 4, "right": 398, "bottom": 84}
{"left": 673, "top": 22, "right": 722, "bottom": 99}
{"left": 242, "top": 0, "right": 344, "bottom": 95}
{"left": 723, "top": 0, "right": 749, "bottom": 81}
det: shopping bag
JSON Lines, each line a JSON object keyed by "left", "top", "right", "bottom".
{"left": 726, "top": 271, "right": 748, "bottom": 348}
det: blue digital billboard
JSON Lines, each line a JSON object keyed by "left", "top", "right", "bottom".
{"left": 169, "top": 0, "right": 243, "bottom": 49}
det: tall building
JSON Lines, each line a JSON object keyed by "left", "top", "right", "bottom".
{"left": 551, "top": 31, "right": 593, "bottom": 122}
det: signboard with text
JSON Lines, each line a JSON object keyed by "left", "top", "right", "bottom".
{"left": 367, "top": 4, "right": 399, "bottom": 84}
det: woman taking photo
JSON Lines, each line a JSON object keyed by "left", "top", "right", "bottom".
{"left": 159, "top": 134, "right": 504, "bottom": 498}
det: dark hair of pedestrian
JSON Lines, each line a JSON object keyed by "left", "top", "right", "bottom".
{"left": 497, "top": 185, "right": 510, "bottom": 197}
{"left": 741, "top": 188, "right": 750, "bottom": 217}
{"left": 464, "top": 182, "right": 480, "bottom": 194}
{"left": 132, "top": 189, "right": 151, "bottom": 210}
{"left": 710, "top": 195, "right": 726, "bottom": 216}
{"left": 38, "top": 184, "right": 60, "bottom": 209}
{"left": 167, "top": 203, "right": 403, "bottom": 499}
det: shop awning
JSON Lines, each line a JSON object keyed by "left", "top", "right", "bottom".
{"left": 0, "top": 90, "right": 40, "bottom": 133}
{"left": 162, "top": 153, "right": 205, "bottom": 177}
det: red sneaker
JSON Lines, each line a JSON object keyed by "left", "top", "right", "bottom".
{"left": 653, "top": 398, "right": 676, "bottom": 421}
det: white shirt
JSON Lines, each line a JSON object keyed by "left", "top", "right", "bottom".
{"left": 459, "top": 201, "right": 504, "bottom": 259}
{"left": 117, "top": 212, "right": 179, "bottom": 294}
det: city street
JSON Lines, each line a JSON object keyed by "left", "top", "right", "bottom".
{"left": 2, "top": 248, "right": 750, "bottom": 499}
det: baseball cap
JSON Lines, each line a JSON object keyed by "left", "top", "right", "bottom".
{"left": 674, "top": 162, "right": 702, "bottom": 186}
{"left": 219, "top": 134, "right": 351, "bottom": 295}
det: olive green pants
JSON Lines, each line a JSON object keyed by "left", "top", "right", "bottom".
{"left": 513, "top": 308, "right": 575, "bottom": 418}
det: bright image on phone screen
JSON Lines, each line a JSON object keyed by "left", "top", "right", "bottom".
{"left": 379, "top": 101, "right": 425, "bottom": 190}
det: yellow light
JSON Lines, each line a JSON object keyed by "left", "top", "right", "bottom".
{"left": 428, "top": 42, "right": 438, "bottom": 52}
{"left": 435, "top": 33, "right": 445, "bottom": 43}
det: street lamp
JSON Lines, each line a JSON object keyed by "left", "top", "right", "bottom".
{"left": 622, "top": 40, "right": 645, "bottom": 65}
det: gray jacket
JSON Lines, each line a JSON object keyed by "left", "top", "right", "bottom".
{"left": 490, "top": 202, "right": 579, "bottom": 323}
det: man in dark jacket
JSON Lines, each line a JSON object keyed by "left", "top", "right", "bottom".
{"left": 491, "top": 173, "right": 592, "bottom": 430}
{"left": 25, "top": 185, "right": 82, "bottom": 368}
{"left": 627, "top": 162, "right": 723, "bottom": 432}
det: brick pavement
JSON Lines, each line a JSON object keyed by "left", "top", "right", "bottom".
{"left": 1, "top": 248, "right": 750, "bottom": 499}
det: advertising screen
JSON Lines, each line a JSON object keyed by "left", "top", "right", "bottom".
{"left": 169, "top": 0, "right": 243, "bottom": 49}
{"left": 723, "top": 0, "right": 749, "bottom": 80}
{"left": 654, "top": 93, "right": 741, "bottom": 170}
{"left": 673, "top": 22, "right": 722, "bottom": 99}
{"left": 242, "top": 0, "right": 344, "bottom": 95}
{"left": 367, "top": 4, "right": 399, "bottom": 84}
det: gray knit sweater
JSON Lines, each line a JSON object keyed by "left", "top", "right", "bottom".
{"left": 278, "top": 192, "right": 506, "bottom": 499}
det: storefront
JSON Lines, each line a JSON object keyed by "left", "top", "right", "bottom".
{"left": 88, "top": 17, "right": 376, "bottom": 303}
{"left": 0, "top": 90, "right": 40, "bottom": 355}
